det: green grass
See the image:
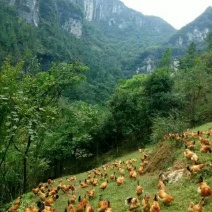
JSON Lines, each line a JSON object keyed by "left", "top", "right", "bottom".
{"left": 3, "top": 123, "right": 212, "bottom": 212}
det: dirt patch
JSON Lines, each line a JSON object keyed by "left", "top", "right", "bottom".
{"left": 144, "top": 141, "right": 181, "bottom": 173}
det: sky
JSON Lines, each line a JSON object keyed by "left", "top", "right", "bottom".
{"left": 120, "top": 0, "right": 212, "bottom": 29}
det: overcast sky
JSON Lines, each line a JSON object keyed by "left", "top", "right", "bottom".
{"left": 120, "top": 0, "right": 212, "bottom": 29}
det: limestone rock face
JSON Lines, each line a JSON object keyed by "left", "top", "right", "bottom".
{"left": 84, "top": 0, "right": 94, "bottom": 21}
{"left": 7, "top": 0, "right": 175, "bottom": 40}
{"left": 62, "top": 18, "right": 82, "bottom": 38}
{"left": 9, "top": 0, "right": 39, "bottom": 26}
{"left": 187, "top": 28, "right": 209, "bottom": 42}
{"left": 85, "top": 0, "right": 125, "bottom": 22}
{"left": 175, "top": 28, "right": 209, "bottom": 46}
{"left": 169, "top": 7, "right": 212, "bottom": 47}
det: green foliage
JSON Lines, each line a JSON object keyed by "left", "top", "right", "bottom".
{"left": 0, "top": 0, "right": 177, "bottom": 103}
{"left": 143, "top": 67, "right": 180, "bottom": 117}
{"left": 109, "top": 74, "right": 149, "bottom": 147}
{"left": 160, "top": 48, "right": 172, "bottom": 68}
{"left": 0, "top": 3, "right": 38, "bottom": 64}
{"left": 205, "top": 30, "right": 212, "bottom": 51}
{"left": 0, "top": 56, "right": 87, "bottom": 203}
{"left": 179, "top": 42, "right": 197, "bottom": 70}
{"left": 175, "top": 50, "right": 212, "bottom": 125}
{"left": 150, "top": 111, "right": 189, "bottom": 143}
{"left": 38, "top": 98, "right": 110, "bottom": 175}
{"left": 108, "top": 54, "right": 183, "bottom": 149}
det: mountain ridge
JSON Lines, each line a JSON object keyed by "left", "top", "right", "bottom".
{"left": 0, "top": 0, "right": 177, "bottom": 102}
{"left": 131, "top": 6, "right": 212, "bottom": 74}
{"left": 0, "top": 0, "right": 211, "bottom": 102}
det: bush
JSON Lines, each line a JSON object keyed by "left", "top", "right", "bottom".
{"left": 150, "top": 110, "right": 189, "bottom": 143}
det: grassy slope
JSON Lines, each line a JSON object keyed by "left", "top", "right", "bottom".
{"left": 4, "top": 122, "right": 212, "bottom": 211}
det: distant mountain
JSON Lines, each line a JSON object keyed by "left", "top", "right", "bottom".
{"left": 132, "top": 6, "right": 212, "bottom": 74}
{"left": 0, "top": 0, "right": 176, "bottom": 102}
{"left": 168, "top": 6, "right": 212, "bottom": 48}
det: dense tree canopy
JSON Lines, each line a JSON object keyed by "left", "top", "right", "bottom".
{"left": 0, "top": 57, "right": 87, "bottom": 202}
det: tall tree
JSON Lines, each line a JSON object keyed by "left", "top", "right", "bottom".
{"left": 205, "top": 30, "right": 212, "bottom": 51}
{"left": 0, "top": 57, "right": 86, "bottom": 200}
{"left": 179, "top": 42, "right": 197, "bottom": 70}
{"left": 175, "top": 53, "right": 212, "bottom": 125}
{"left": 109, "top": 74, "right": 149, "bottom": 148}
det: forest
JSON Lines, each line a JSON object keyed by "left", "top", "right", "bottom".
{"left": 0, "top": 30, "right": 212, "bottom": 206}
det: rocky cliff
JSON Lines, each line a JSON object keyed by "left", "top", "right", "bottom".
{"left": 132, "top": 6, "right": 212, "bottom": 74}
{"left": 9, "top": 0, "right": 39, "bottom": 26}
{"left": 6, "top": 0, "right": 175, "bottom": 40}
{"left": 168, "top": 6, "right": 212, "bottom": 47}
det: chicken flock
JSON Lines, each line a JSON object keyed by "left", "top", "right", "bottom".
{"left": 7, "top": 129, "right": 212, "bottom": 212}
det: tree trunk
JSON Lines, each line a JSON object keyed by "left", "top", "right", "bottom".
{"left": 23, "top": 136, "right": 31, "bottom": 193}
{"left": 23, "top": 156, "right": 27, "bottom": 193}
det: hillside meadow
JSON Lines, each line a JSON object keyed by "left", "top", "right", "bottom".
{"left": 4, "top": 122, "right": 212, "bottom": 212}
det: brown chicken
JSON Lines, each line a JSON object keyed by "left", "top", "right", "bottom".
{"left": 47, "top": 179, "right": 55, "bottom": 185}
{"left": 138, "top": 165, "right": 144, "bottom": 175}
{"left": 67, "top": 176, "right": 77, "bottom": 182}
{"left": 136, "top": 181, "right": 143, "bottom": 197}
{"left": 142, "top": 194, "right": 151, "bottom": 212}
{"left": 32, "top": 187, "right": 40, "bottom": 195}
{"left": 79, "top": 180, "right": 89, "bottom": 188}
{"left": 8, "top": 204, "right": 20, "bottom": 212}
{"left": 150, "top": 195, "right": 160, "bottom": 212}
{"left": 109, "top": 172, "right": 116, "bottom": 180}
{"left": 157, "top": 179, "right": 166, "bottom": 191}
{"left": 89, "top": 177, "right": 98, "bottom": 186}
{"left": 5, "top": 196, "right": 21, "bottom": 212}
{"left": 45, "top": 194, "right": 59, "bottom": 206}
{"left": 129, "top": 169, "right": 137, "bottom": 179}
{"left": 158, "top": 185, "right": 174, "bottom": 204}
{"left": 198, "top": 176, "right": 212, "bottom": 197}
{"left": 141, "top": 154, "right": 149, "bottom": 167}
{"left": 184, "top": 149, "right": 195, "bottom": 158}
{"left": 85, "top": 203, "right": 94, "bottom": 212}
{"left": 39, "top": 183, "right": 48, "bottom": 193}
{"left": 187, "top": 164, "right": 204, "bottom": 174}
{"left": 200, "top": 144, "right": 212, "bottom": 153}
{"left": 199, "top": 137, "right": 210, "bottom": 145}
{"left": 38, "top": 191, "right": 48, "bottom": 201}
{"left": 98, "top": 195, "right": 110, "bottom": 212}
{"left": 185, "top": 140, "right": 195, "bottom": 150}
{"left": 86, "top": 189, "right": 95, "bottom": 199}
{"left": 65, "top": 203, "right": 75, "bottom": 212}
{"left": 40, "top": 206, "right": 56, "bottom": 212}
{"left": 118, "top": 168, "right": 125, "bottom": 176}
{"left": 184, "top": 149, "right": 198, "bottom": 163}
{"left": 105, "top": 201, "right": 112, "bottom": 212}
{"left": 13, "top": 196, "right": 22, "bottom": 205}
{"left": 188, "top": 197, "right": 204, "bottom": 212}
{"left": 48, "top": 187, "right": 59, "bottom": 196}
{"left": 68, "top": 193, "right": 77, "bottom": 204}
{"left": 24, "top": 205, "right": 39, "bottom": 212}
{"left": 99, "top": 180, "right": 108, "bottom": 191}
{"left": 116, "top": 176, "right": 125, "bottom": 186}
{"left": 76, "top": 195, "right": 88, "bottom": 212}
{"left": 59, "top": 184, "right": 73, "bottom": 193}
